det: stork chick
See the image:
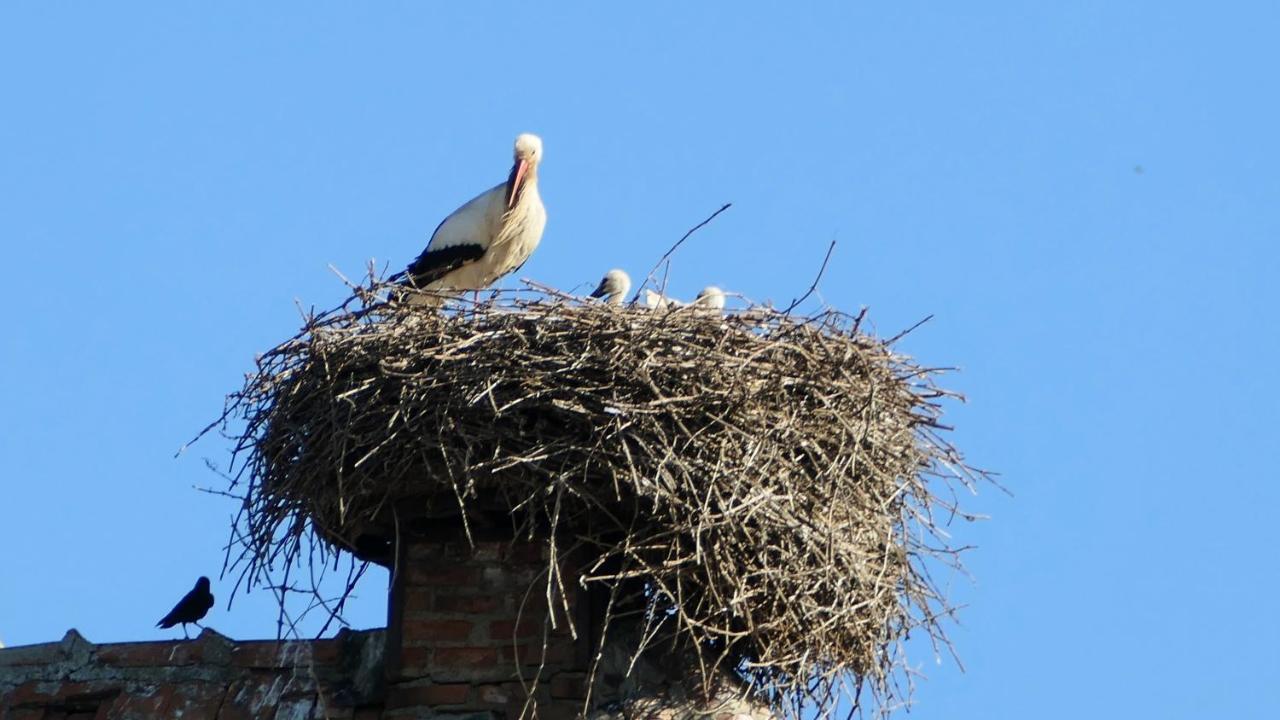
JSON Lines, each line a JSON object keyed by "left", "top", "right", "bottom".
{"left": 589, "top": 269, "right": 631, "bottom": 305}
{"left": 641, "top": 289, "right": 682, "bottom": 309}
{"left": 693, "top": 286, "right": 726, "bottom": 310}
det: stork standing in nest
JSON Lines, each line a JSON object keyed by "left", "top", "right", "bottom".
{"left": 395, "top": 134, "right": 547, "bottom": 304}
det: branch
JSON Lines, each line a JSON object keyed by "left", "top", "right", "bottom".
{"left": 782, "top": 239, "right": 837, "bottom": 314}
{"left": 630, "top": 203, "right": 732, "bottom": 303}
{"left": 885, "top": 315, "right": 934, "bottom": 346}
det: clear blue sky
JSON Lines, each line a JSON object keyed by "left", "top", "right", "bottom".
{"left": 2, "top": 3, "right": 1277, "bottom": 717}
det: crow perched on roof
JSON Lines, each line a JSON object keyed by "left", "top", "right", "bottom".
{"left": 156, "top": 576, "right": 214, "bottom": 639}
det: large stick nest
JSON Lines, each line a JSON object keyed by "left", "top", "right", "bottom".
{"left": 211, "top": 281, "right": 986, "bottom": 716}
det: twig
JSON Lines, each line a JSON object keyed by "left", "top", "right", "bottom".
{"left": 885, "top": 314, "right": 934, "bottom": 346}
{"left": 782, "top": 239, "right": 837, "bottom": 314}
{"left": 630, "top": 203, "right": 732, "bottom": 303}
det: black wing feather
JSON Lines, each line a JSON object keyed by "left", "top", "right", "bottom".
{"left": 402, "top": 243, "right": 487, "bottom": 288}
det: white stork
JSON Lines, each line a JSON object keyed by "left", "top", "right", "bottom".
{"left": 641, "top": 288, "right": 681, "bottom": 309}
{"left": 397, "top": 133, "right": 547, "bottom": 303}
{"left": 589, "top": 269, "right": 631, "bottom": 305}
{"left": 693, "top": 285, "right": 726, "bottom": 310}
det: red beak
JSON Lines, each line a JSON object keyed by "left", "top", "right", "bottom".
{"left": 506, "top": 159, "right": 529, "bottom": 210}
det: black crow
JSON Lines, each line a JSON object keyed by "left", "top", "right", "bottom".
{"left": 156, "top": 576, "right": 214, "bottom": 639}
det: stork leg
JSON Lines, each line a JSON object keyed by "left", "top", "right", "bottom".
{"left": 181, "top": 624, "right": 190, "bottom": 640}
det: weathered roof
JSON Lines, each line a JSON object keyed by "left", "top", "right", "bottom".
{"left": 0, "top": 628, "right": 383, "bottom": 719}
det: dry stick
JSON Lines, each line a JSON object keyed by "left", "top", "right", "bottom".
{"left": 630, "top": 202, "right": 733, "bottom": 304}
{"left": 514, "top": 564, "right": 554, "bottom": 718}
{"left": 782, "top": 238, "right": 838, "bottom": 315}
{"left": 315, "top": 560, "right": 369, "bottom": 638}
{"left": 884, "top": 314, "right": 934, "bottom": 346}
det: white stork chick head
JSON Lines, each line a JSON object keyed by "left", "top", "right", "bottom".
{"left": 590, "top": 268, "right": 631, "bottom": 305}
{"left": 506, "top": 133, "right": 544, "bottom": 209}
{"left": 694, "top": 285, "right": 726, "bottom": 310}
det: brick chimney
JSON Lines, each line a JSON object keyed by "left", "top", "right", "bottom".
{"left": 383, "top": 532, "right": 590, "bottom": 719}
{"left": 375, "top": 517, "right": 773, "bottom": 719}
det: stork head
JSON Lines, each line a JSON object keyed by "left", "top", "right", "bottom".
{"left": 694, "top": 286, "right": 726, "bottom": 310}
{"left": 507, "top": 133, "right": 543, "bottom": 209}
{"left": 590, "top": 268, "right": 631, "bottom": 304}
{"left": 514, "top": 133, "right": 543, "bottom": 163}
{"left": 195, "top": 576, "right": 211, "bottom": 591}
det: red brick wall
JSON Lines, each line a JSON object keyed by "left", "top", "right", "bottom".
{"left": 385, "top": 538, "right": 589, "bottom": 719}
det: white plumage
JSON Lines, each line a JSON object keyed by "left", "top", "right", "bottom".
{"left": 590, "top": 269, "right": 631, "bottom": 305}
{"left": 398, "top": 134, "right": 547, "bottom": 302}
{"left": 640, "top": 286, "right": 726, "bottom": 310}
{"left": 641, "top": 289, "right": 681, "bottom": 309}
{"left": 693, "top": 286, "right": 726, "bottom": 310}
